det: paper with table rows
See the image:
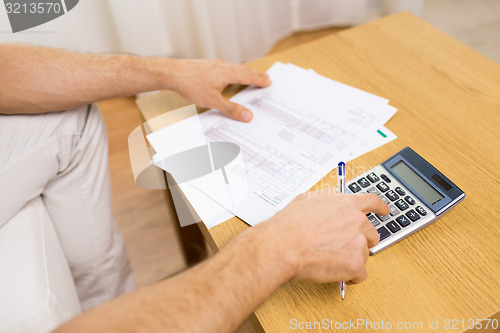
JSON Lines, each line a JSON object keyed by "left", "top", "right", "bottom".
{"left": 148, "top": 62, "right": 398, "bottom": 228}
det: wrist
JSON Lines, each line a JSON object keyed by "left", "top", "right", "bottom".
{"left": 142, "top": 56, "right": 186, "bottom": 92}
{"left": 246, "top": 219, "right": 302, "bottom": 283}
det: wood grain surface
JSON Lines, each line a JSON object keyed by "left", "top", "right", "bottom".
{"left": 204, "top": 12, "right": 500, "bottom": 333}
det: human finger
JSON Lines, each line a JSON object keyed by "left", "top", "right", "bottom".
{"left": 349, "top": 193, "right": 390, "bottom": 216}
{"left": 215, "top": 97, "right": 253, "bottom": 122}
{"left": 349, "top": 266, "right": 368, "bottom": 284}
{"left": 364, "top": 224, "right": 380, "bottom": 248}
{"left": 230, "top": 65, "right": 272, "bottom": 88}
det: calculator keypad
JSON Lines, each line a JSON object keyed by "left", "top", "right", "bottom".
{"left": 377, "top": 226, "right": 391, "bottom": 241}
{"left": 367, "top": 172, "right": 380, "bottom": 183}
{"left": 366, "top": 187, "right": 381, "bottom": 195}
{"left": 395, "top": 199, "right": 409, "bottom": 211}
{"left": 348, "top": 183, "right": 362, "bottom": 193}
{"left": 386, "top": 221, "right": 401, "bottom": 233}
{"left": 405, "top": 210, "right": 420, "bottom": 222}
{"left": 381, "top": 174, "right": 391, "bottom": 183}
{"left": 395, "top": 187, "right": 406, "bottom": 196}
{"left": 368, "top": 215, "right": 380, "bottom": 227}
{"left": 385, "top": 190, "right": 399, "bottom": 201}
{"left": 357, "top": 177, "right": 371, "bottom": 188}
{"left": 346, "top": 165, "right": 435, "bottom": 254}
{"left": 416, "top": 206, "right": 427, "bottom": 216}
{"left": 376, "top": 182, "right": 390, "bottom": 192}
{"left": 396, "top": 215, "right": 411, "bottom": 227}
{"left": 405, "top": 196, "right": 416, "bottom": 205}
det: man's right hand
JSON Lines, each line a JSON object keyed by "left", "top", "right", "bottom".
{"left": 260, "top": 189, "right": 390, "bottom": 285}
{"left": 54, "top": 188, "right": 389, "bottom": 333}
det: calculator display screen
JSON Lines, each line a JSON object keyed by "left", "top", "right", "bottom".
{"left": 391, "top": 161, "right": 444, "bottom": 206}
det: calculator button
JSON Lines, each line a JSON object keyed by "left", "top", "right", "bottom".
{"left": 405, "top": 196, "right": 416, "bottom": 205}
{"left": 416, "top": 206, "right": 427, "bottom": 216}
{"left": 381, "top": 174, "right": 391, "bottom": 183}
{"left": 367, "top": 214, "right": 380, "bottom": 227}
{"left": 388, "top": 205, "right": 400, "bottom": 216}
{"left": 366, "top": 187, "right": 381, "bottom": 195}
{"left": 367, "top": 172, "right": 380, "bottom": 183}
{"left": 348, "top": 183, "right": 362, "bottom": 193}
{"left": 357, "top": 177, "right": 370, "bottom": 188}
{"left": 382, "top": 197, "right": 391, "bottom": 205}
{"left": 385, "top": 190, "right": 399, "bottom": 202}
{"left": 376, "top": 182, "right": 390, "bottom": 192}
{"left": 396, "top": 215, "right": 411, "bottom": 227}
{"left": 386, "top": 221, "right": 401, "bottom": 233}
{"left": 405, "top": 209, "right": 420, "bottom": 222}
{"left": 395, "top": 199, "right": 409, "bottom": 211}
{"left": 377, "top": 226, "right": 391, "bottom": 241}
{"left": 376, "top": 213, "right": 391, "bottom": 222}
{"left": 395, "top": 187, "right": 406, "bottom": 196}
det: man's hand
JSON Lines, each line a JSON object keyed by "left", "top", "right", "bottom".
{"left": 54, "top": 189, "right": 389, "bottom": 333}
{"left": 164, "top": 58, "right": 271, "bottom": 122}
{"left": 261, "top": 190, "right": 390, "bottom": 284}
{"left": 0, "top": 45, "right": 271, "bottom": 115}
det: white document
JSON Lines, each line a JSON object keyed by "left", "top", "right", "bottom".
{"left": 347, "top": 126, "right": 397, "bottom": 162}
{"left": 147, "top": 62, "right": 398, "bottom": 228}
{"left": 176, "top": 125, "right": 397, "bottom": 230}
{"left": 195, "top": 62, "right": 396, "bottom": 225}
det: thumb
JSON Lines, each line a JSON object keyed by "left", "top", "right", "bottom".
{"left": 217, "top": 98, "right": 253, "bottom": 122}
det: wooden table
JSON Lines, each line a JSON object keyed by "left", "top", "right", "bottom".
{"left": 137, "top": 12, "right": 500, "bottom": 333}
{"left": 200, "top": 12, "right": 500, "bottom": 333}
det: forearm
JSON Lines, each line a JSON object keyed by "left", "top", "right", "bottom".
{"left": 55, "top": 221, "right": 296, "bottom": 333}
{"left": 0, "top": 44, "right": 178, "bottom": 114}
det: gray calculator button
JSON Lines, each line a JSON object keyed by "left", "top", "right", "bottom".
{"left": 386, "top": 221, "right": 401, "bottom": 233}
{"left": 396, "top": 215, "right": 411, "bottom": 227}
{"left": 366, "top": 187, "right": 381, "bottom": 195}
{"left": 395, "top": 187, "right": 406, "bottom": 196}
{"left": 385, "top": 190, "right": 399, "bottom": 202}
{"left": 405, "top": 209, "right": 420, "bottom": 222}
{"left": 382, "top": 197, "right": 391, "bottom": 205}
{"left": 395, "top": 199, "right": 409, "bottom": 211}
{"left": 389, "top": 205, "right": 400, "bottom": 216}
{"left": 381, "top": 174, "right": 391, "bottom": 183}
{"left": 405, "top": 196, "right": 416, "bottom": 205}
{"left": 367, "top": 215, "right": 380, "bottom": 227}
{"left": 377, "top": 226, "right": 391, "bottom": 241}
{"left": 376, "top": 182, "right": 390, "bottom": 192}
{"left": 376, "top": 213, "right": 391, "bottom": 222}
{"left": 348, "top": 183, "right": 362, "bottom": 193}
{"left": 367, "top": 172, "right": 380, "bottom": 183}
{"left": 357, "top": 177, "right": 370, "bottom": 188}
{"left": 416, "top": 206, "right": 427, "bottom": 216}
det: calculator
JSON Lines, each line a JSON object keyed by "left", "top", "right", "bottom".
{"left": 347, "top": 147, "right": 465, "bottom": 254}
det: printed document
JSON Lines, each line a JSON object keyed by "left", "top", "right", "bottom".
{"left": 148, "top": 62, "right": 398, "bottom": 227}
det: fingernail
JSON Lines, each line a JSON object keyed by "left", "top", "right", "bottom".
{"left": 240, "top": 110, "right": 252, "bottom": 121}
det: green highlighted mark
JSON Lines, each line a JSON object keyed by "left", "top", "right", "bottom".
{"left": 377, "top": 130, "right": 387, "bottom": 138}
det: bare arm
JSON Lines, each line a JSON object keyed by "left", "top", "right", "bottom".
{"left": 0, "top": 44, "right": 270, "bottom": 120}
{"left": 54, "top": 192, "right": 389, "bottom": 333}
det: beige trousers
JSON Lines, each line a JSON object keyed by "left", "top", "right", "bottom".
{"left": 0, "top": 104, "right": 134, "bottom": 331}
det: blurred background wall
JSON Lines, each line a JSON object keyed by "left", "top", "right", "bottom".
{"left": 0, "top": 0, "right": 423, "bottom": 62}
{"left": 1, "top": 0, "right": 498, "bottom": 64}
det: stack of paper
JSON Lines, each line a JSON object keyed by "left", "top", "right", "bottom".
{"left": 147, "top": 62, "right": 397, "bottom": 228}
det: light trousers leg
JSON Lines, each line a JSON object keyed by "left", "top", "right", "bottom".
{"left": 0, "top": 104, "right": 134, "bottom": 312}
